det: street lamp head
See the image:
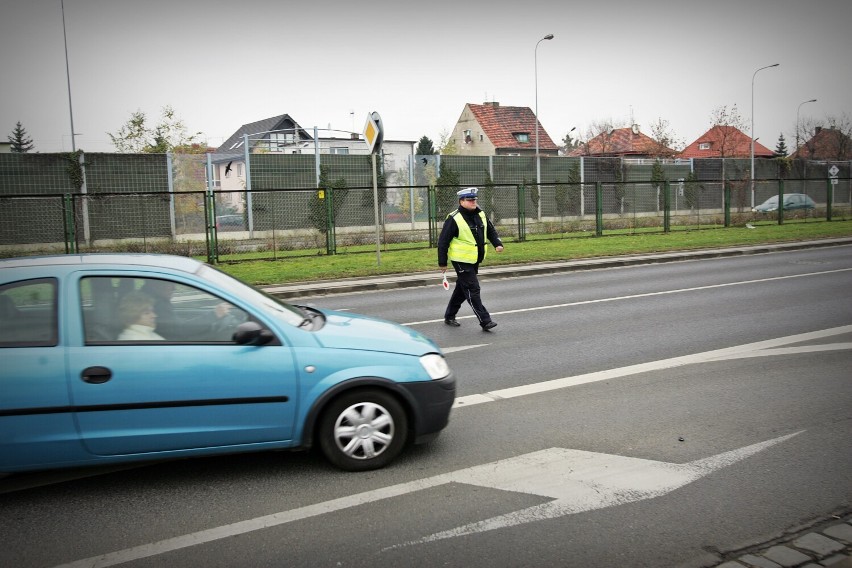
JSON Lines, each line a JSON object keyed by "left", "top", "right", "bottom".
{"left": 543, "top": 34, "right": 554, "bottom": 40}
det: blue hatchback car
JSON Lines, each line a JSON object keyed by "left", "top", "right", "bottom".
{"left": 0, "top": 254, "right": 455, "bottom": 472}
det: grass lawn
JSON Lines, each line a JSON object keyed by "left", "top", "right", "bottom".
{"left": 215, "top": 221, "right": 852, "bottom": 286}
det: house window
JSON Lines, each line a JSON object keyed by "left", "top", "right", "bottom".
{"left": 699, "top": 142, "right": 711, "bottom": 150}
{"left": 237, "top": 163, "right": 243, "bottom": 177}
{"left": 330, "top": 147, "right": 349, "bottom": 155}
{"left": 513, "top": 133, "right": 530, "bottom": 143}
{"left": 267, "top": 132, "right": 295, "bottom": 151}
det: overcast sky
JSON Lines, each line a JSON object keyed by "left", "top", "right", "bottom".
{"left": 2, "top": 0, "right": 850, "bottom": 154}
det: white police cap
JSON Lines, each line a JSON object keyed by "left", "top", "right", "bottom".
{"left": 457, "top": 187, "right": 478, "bottom": 199}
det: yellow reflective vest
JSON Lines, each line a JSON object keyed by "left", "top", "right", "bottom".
{"left": 447, "top": 210, "right": 487, "bottom": 264}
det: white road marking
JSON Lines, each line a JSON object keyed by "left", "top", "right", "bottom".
{"left": 403, "top": 267, "right": 852, "bottom": 326}
{"left": 452, "top": 325, "right": 852, "bottom": 408}
{"left": 393, "top": 431, "right": 803, "bottom": 547}
{"left": 442, "top": 344, "right": 489, "bottom": 354}
{"left": 55, "top": 433, "right": 803, "bottom": 567}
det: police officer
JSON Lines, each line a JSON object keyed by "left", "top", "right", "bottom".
{"left": 438, "top": 187, "right": 504, "bottom": 330}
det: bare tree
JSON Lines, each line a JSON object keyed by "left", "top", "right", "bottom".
{"left": 577, "top": 118, "right": 627, "bottom": 156}
{"left": 708, "top": 104, "right": 746, "bottom": 158}
{"left": 796, "top": 115, "right": 821, "bottom": 158}
{"left": 820, "top": 113, "right": 852, "bottom": 160}
{"left": 648, "top": 117, "right": 684, "bottom": 158}
{"left": 709, "top": 104, "right": 748, "bottom": 210}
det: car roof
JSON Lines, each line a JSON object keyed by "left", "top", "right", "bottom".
{"left": 0, "top": 253, "right": 205, "bottom": 274}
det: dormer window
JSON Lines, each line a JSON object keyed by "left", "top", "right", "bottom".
{"left": 699, "top": 142, "right": 711, "bottom": 150}
{"left": 514, "top": 132, "right": 530, "bottom": 143}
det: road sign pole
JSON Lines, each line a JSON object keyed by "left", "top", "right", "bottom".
{"left": 372, "top": 153, "right": 381, "bottom": 266}
{"left": 364, "top": 112, "right": 384, "bottom": 267}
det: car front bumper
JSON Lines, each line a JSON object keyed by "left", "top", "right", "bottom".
{"left": 399, "top": 374, "right": 456, "bottom": 444}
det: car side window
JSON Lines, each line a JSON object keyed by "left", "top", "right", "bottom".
{"left": 0, "top": 278, "right": 58, "bottom": 347}
{"left": 81, "top": 276, "right": 249, "bottom": 344}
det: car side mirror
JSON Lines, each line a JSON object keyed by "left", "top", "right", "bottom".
{"left": 233, "top": 321, "right": 275, "bottom": 346}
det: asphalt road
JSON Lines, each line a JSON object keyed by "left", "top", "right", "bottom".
{"left": 2, "top": 244, "right": 851, "bottom": 568}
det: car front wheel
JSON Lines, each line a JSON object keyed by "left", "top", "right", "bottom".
{"left": 318, "top": 389, "right": 408, "bottom": 471}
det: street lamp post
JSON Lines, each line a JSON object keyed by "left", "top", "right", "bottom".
{"left": 61, "top": 0, "right": 77, "bottom": 153}
{"left": 535, "top": 33, "right": 554, "bottom": 218}
{"left": 750, "top": 63, "right": 779, "bottom": 207}
{"left": 796, "top": 98, "right": 817, "bottom": 153}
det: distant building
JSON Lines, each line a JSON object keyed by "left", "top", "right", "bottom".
{"left": 790, "top": 126, "right": 852, "bottom": 160}
{"left": 680, "top": 125, "right": 773, "bottom": 159}
{"left": 567, "top": 125, "right": 675, "bottom": 158}
{"left": 213, "top": 114, "right": 415, "bottom": 211}
{"left": 449, "top": 102, "right": 558, "bottom": 157}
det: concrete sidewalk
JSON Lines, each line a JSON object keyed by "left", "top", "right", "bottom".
{"left": 262, "top": 237, "right": 852, "bottom": 300}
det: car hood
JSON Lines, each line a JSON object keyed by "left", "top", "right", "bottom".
{"left": 312, "top": 309, "right": 441, "bottom": 356}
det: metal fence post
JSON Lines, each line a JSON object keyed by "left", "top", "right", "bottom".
{"left": 428, "top": 186, "right": 438, "bottom": 247}
{"left": 204, "top": 190, "right": 218, "bottom": 264}
{"left": 244, "top": 134, "right": 254, "bottom": 236}
{"left": 63, "top": 194, "right": 77, "bottom": 254}
{"left": 205, "top": 153, "right": 217, "bottom": 262}
{"left": 517, "top": 183, "right": 526, "bottom": 242}
{"left": 777, "top": 179, "right": 785, "bottom": 225}
{"left": 826, "top": 178, "right": 833, "bottom": 221}
{"left": 663, "top": 180, "right": 671, "bottom": 233}
{"left": 78, "top": 151, "right": 90, "bottom": 246}
{"left": 325, "top": 187, "right": 336, "bottom": 255}
{"left": 724, "top": 182, "right": 731, "bottom": 227}
{"left": 167, "top": 152, "right": 176, "bottom": 238}
{"left": 595, "top": 181, "right": 603, "bottom": 236}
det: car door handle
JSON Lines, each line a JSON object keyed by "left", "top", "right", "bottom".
{"left": 81, "top": 366, "right": 112, "bottom": 384}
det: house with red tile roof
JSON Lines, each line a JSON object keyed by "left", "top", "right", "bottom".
{"left": 680, "top": 125, "right": 773, "bottom": 159}
{"left": 790, "top": 126, "right": 852, "bottom": 160}
{"left": 566, "top": 125, "right": 676, "bottom": 158}
{"left": 450, "top": 102, "right": 558, "bottom": 157}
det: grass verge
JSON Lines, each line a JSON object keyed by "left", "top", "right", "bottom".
{"left": 216, "top": 221, "right": 852, "bottom": 286}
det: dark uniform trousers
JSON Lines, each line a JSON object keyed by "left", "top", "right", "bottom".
{"left": 444, "top": 261, "right": 491, "bottom": 325}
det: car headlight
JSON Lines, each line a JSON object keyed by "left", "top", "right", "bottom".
{"left": 419, "top": 353, "right": 451, "bottom": 380}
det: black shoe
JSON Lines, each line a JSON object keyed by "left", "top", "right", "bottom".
{"left": 444, "top": 318, "right": 461, "bottom": 327}
{"left": 481, "top": 321, "right": 497, "bottom": 331}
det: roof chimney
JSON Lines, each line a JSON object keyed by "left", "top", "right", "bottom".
{"left": 815, "top": 126, "right": 822, "bottom": 134}
{"left": 484, "top": 101, "right": 499, "bottom": 107}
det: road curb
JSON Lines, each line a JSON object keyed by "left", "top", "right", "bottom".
{"left": 262, "top": 237, "right": 852, "bottom": 300}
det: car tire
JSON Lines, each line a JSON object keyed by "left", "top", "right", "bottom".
{"left": 317, "top": 389, "right": 408, "bottom": 471}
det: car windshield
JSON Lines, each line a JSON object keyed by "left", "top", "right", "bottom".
{"left": 197, "top": 264, "right": 306, "bottom": 327}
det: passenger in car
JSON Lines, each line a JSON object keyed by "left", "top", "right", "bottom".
{"left": 116, "top": 292, "right": 165, "bottom": 341}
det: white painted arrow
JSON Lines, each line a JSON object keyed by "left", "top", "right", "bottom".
{"left": 56, "top": 432, "right": 803, "bottom": 567}
{"left": 396, "top": 431, "right": 803, "bottom": 546}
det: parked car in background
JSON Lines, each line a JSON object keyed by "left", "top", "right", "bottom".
{"left": 215, "top": 214, "right": 245, "bottom": 231}
{"left": 0, "top": 254, "right": 455, "bottom": 473}
{"left": 752, "top": 193, "right": 816, "bottom": 213}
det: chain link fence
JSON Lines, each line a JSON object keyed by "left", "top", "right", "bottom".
{"left": 1, "top": 152, "right": 849, "bottom": 262}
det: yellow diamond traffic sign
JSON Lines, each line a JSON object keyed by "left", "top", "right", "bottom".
{"left": 363, "top": 112, "right": 383, "bottom": 154}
